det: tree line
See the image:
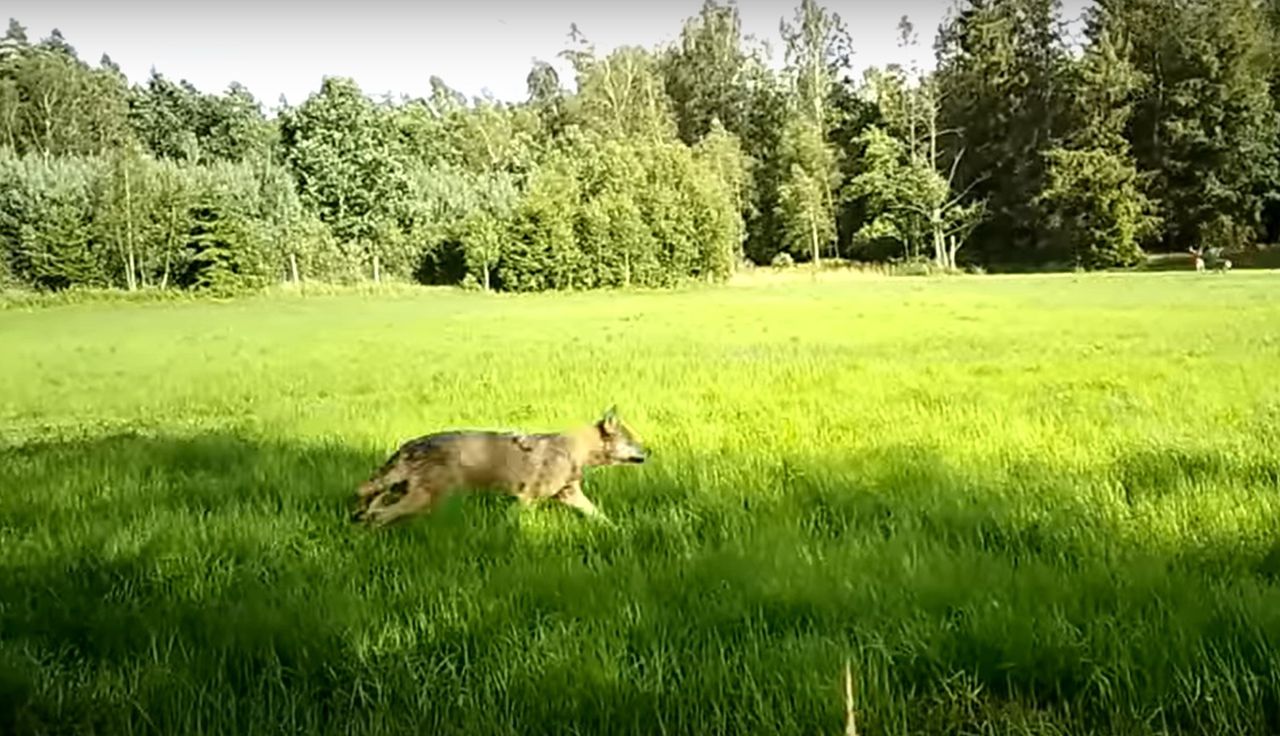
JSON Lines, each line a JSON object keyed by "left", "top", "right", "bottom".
{"left": 2, "top": 0, "right": 1279, "bottom": 293}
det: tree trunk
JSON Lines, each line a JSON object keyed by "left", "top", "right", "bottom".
{"left": 161, "top": 204, "right": 178, "bottom": 289}
{"left": 810, "top": 51, "right": 823, "bottom": 128}
{"left": 1, "top": 107, "right": 15, "bottom": 152}
{"left": 41, "top": 92, "right": 55, "bottom": 156}
{"left": 826, "top": 186, "right": 839, "bottom": 261}
{"left": 115, "top": 222, "right": 135, "bottom": 292}
{"left": 124, "top": 162, "right": 138, "bottom": 291}
{"left": 928, "top": 85, "right": 938, "bottom": 171}
{"left": 810, "top": 214, "right": 821, "bottom": 272}
{"left": 289, "top": 252, "right": 300, "bottom": 285}
{"left": 908, "top": 81, "right": 917, "bottom": 166}
{"left": 372, "top": 252, "right": 381, "bottom": 284}
{"left": 933, "top": 217, "right": 946, "bottom": 270}
{"left": 483, "top": 256, "right": 491, "bottom": 291}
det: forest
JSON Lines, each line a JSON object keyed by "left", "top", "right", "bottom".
{"left": 2, "top": 0, "right": 1279, "bottom": 293}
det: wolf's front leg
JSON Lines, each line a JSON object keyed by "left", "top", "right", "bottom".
{"left": 553, "top": 481, "right": 609, "bottom": 522}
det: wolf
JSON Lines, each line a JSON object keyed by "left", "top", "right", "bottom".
{"left": 350, "top": 406, "right": 646, "bottom": 528}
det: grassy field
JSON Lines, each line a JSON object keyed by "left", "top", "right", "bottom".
{"left": 3, "top": 271, "right": 1280, "bottom": 735}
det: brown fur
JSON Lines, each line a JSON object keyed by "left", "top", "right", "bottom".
{"left": 351, "top": 406, "right": 646, "bottom": 528}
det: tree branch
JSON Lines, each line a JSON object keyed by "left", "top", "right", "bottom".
{"left": 946, "top": 174, "right": 987, "bottom": 207}
{"left": 945, "top": 147, "right": 965, "bottom": 188}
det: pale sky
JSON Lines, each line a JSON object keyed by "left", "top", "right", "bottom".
{"left": 7, "top": 1, "right": 1090, "bottom": 111}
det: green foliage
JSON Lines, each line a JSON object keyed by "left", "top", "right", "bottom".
{"left": 277, "top": 77, "right": 408, "bottom": 253}
{"left": 201, "top": 83, "right": 273, "bottom": 163}
{"left": 458, "top": 210, "right": 504, "bottom": 291}
{"left": 1069, "top": 4, "right": 1145, "bottom": 154}
{"left": 406, "top": 92, "right": 547, "bottom": 180}
{"left": 503, "top": 155, "right": 581, "bottom": 291}
{"left": 0, "top": 28, "right": 132, "bottom": 156}
{"left": 495, "top": 137, "right": 739, "bottom": 291}
{"left": 693, "top": 120, "right": 751, "bottom": 265}
{"left": 776, "top": 118, "right": 838, "bottom": 264}
{"left": 738, "top": 67, "right": 791, "bottom": 264}
{"left": 249, "top": 157, "right": 354, "bottom": 284}
{"left": 398, "top": 164, "right": 496, "bottom": 285}
{"left": 525, "top": 59, "right": 569, "bottom": 141}
{"left": 455, "top": 174, "right": 518, "bottom": 290}
{"left": 1120, "top": 0, "right": 1279, "bottom": 252}
{"left": 0, "top": 149, "right": 105, "bottom": 289}
{"left": 139, "top": 158, "right": 198, "bottom": 287}
{"left": 1035, "top": 4, "right": 1161, "bottom": 269}
{"left": 1038, "top": 147, "right": 1161, "bottom": 268}
{"left": 129, "top": 73, "right": 272, "bottom": 164}
{"left": 934, "top": 0, "right": 1072, "bottom": 264}
{"left": 178, "top": 162, "right": 273, "bottom": 291}
{"left": 637, "top": 142, "right": 706, "bottom": 283}
{"left": 387, "top": 100, "right": 453, "bottom": 167}
{"left": 662, "top": 0, "right": 754, "bottom": 145}
{"left": 565, "top": 43, "right": 678, "bottom": 143}
{"left": 844, "top": 126, "right": 933, "bottom": 257}
{"left": 451, "top": 100, "right": 544, "bottom": 177}
{"left": 126, "top": 72, "right": 203, "bottom": 161}
{"left": 93, "top": 145, "right": 153, "bottom": 290}
{"left": 844, "top": 55, "right": 988, "bottom": 271}
{"left": 779, "top": 0, "right": 853, "bottom": 131}
{"left": 694, "top": 120, "right": 751, "bottom": 214}
{"left": 575, "top": 140, "right": 651, "bottom": 287}
{"left": 401, "top": 164, "right": 470, "bottom": 249}
{"left": 0, "top": 145, "right": 357, "bottom": 293}
{"left": 770, "top": 0, "right": 851, "bottom": 266}
{"left": 6, "top": 1, "right": 1280, "bottom": 293}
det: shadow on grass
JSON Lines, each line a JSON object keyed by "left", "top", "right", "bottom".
{"left": 2, "top": 432, "right": 1279, "bottom": 735}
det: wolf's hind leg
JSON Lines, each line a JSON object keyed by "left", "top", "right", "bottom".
{"left": 360, "top": 474, "right": 448, "bottom": 529}
{"left": 351, "top": 463, "right": 407, "bottom": 522}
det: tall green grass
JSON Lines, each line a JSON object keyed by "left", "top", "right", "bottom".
{"left": 3, "top": 271, "right": 1279, "bottom": 734}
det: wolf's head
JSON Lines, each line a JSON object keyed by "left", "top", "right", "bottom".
{"left": 594, "top": 405, "right": 647, "bottom": 465}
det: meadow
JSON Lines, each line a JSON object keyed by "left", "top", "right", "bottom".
{"left": 2, "top": 270, "right": 1280, "bottom": 735}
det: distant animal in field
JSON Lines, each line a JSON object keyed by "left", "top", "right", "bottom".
{"left": 1188, "top": 247, "right": 1206, "bottom": 272}
{"left": 351, "top": 406, "right": 647, "bottom": 528}
{"left": 1190, "top": 246, "right": 1233, "bottom": 273}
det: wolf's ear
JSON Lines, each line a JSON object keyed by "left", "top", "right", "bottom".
{"left": 600, "top": 405, "right": 619, "bottom": 432}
